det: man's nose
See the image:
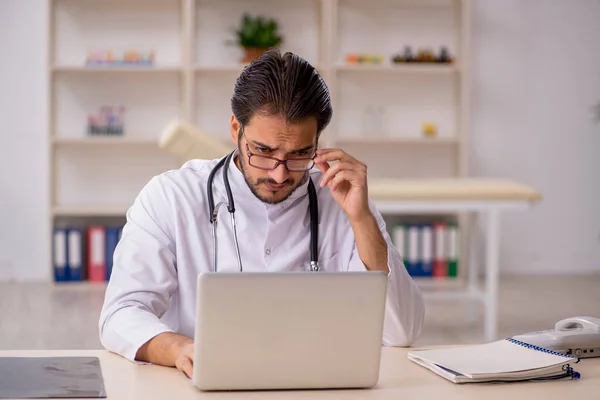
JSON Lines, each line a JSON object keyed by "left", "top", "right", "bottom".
{"left": 268, "top": 162, "right": 290, "bottom": 184}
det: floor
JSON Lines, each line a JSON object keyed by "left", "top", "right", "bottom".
{"left": 1, "top": 275, "right": 599, "bottom": 350}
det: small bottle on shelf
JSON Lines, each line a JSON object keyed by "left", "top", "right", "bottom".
{"left": 403, "top": 46, "right": 414, "bottom": 63}
{"left": 438, "top": 46, "right": 452, "bottom": 64}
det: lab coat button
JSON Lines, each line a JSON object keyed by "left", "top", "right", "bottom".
{"left": 265, "top": 248, "right": 271, "bottom": 255}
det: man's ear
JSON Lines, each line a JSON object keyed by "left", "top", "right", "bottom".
{"left": 230, "top": 114, "right": 240, "bottom": 144}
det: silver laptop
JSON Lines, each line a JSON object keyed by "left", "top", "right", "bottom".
{"left": 192, "top": 271, "right": 388, "bottom": 391}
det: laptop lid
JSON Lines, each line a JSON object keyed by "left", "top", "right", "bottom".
{"left": 192, "top": 271, "right": 388, "bottom": 391}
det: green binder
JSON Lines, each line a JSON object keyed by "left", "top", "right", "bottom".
{"left": 391, "top": 223, "right": 406, "bottom": 262}
{"left": 447, "top": 222, "right": 459, "bottom": 278}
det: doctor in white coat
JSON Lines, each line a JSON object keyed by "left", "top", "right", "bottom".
{"left": 99, "top": 49, "right": 425, "bottom": 378}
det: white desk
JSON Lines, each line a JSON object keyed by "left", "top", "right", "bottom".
{"left": 0, "top": 348, "right": 595, "bottom": 399}
{"left": 368, "top": 178, "right": 542, "bottom": 342}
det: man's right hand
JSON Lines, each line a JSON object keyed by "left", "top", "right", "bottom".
{"left": 174, "top": 342, "right": 194, "bottom": 378}
{"left": 135, "top": 332, "right": 194, "bottom": 378}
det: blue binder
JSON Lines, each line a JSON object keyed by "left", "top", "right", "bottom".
{"left": 67, "top": 227, "right": 83, "bottom": 281}
{"left": 105, "top": 227, "right": 121, "bottom": 281}
{"left": 52, "top": 227, "right": 68, "bottom": 282}
{"left": 420, "top": 224, "right": 434, "bottom": 277}
{"left": 406, "top": 224, "right": 421, "bottom": 277}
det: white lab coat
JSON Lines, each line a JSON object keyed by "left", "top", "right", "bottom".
{"left": 98, "top": 155, "right": 425, "bottom": 362}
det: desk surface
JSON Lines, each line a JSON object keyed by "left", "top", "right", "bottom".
{"left": 0, "top": 348, "right": 596, "bottom": 399}
{"left": 368, "top": 178, "right": 542, "bottom": 202}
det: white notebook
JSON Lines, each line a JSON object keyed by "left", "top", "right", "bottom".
{"left": 408, "top": 338, "right": 581, "bottom": 383}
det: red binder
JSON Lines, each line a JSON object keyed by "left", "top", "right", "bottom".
{"left": 87, "top": 226, "right": 106, "bottom": 282}
{"left": 433, "top": 222, "right": 448, "bottom": 278}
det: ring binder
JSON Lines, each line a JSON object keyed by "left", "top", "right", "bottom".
{"left": 506, "top": 338, "right": 580, "bottom": 361}
{"left": 408, "top": 338, "right": 583, "bottom": 383}
{"left": 562, "top": 364, "right": 581, "bottom": 380}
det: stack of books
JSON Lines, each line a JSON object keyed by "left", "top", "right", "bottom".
{"left": 52, "top": 225, "right": 123, "bottom": 283}
{"left": 391, "top": 221, "right": 459, "bottom": 279}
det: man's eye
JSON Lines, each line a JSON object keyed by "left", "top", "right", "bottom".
{"left": 256, "top": 147, "right": 270, "bottom": 153}
{"left": 294, "top": 151, "right": 309, "bottom": 156}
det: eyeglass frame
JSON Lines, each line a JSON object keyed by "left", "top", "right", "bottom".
{"left": 241, "top": 129, "right": 317, "bottom": 172}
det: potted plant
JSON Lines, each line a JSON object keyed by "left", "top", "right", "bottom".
{"left": 232, "top": 13, "right": 284, "bottom": 63}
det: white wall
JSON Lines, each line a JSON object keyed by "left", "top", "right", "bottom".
{"left": 0, "top": 0, "right": 599, "bottom": 281}
{"left": 0, "top": 1, "right": 50, "bottom": 281}
{"left": 470, "top": 0, "right": 600, "bottom": 274}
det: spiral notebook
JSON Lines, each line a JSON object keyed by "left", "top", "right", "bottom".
{"left": 408, "top": 338, "right": 581, "bottom": 383}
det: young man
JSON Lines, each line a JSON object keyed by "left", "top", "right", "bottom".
{"left": 98, "top": 49, "right": 425, "bottom": 378}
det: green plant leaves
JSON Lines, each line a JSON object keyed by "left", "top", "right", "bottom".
{"left": 233, "top": 13, "right": 283, "bottom": 48}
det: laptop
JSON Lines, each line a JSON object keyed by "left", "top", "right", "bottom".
{"left": 191, "top": 271, "right": 388, "bottom": 391}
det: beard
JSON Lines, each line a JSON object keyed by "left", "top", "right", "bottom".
{"left": 237, "top": 147, "right": 308, "bottom": 205}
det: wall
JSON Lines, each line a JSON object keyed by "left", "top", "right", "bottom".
{"left": 470, "top": 0, "right": 600, "bottom": 274}
{"left": 0, "top": 0, "right": 599, "bottom": 281}
{"left": 0, "top": 1, "right": 50, "bottom": 281}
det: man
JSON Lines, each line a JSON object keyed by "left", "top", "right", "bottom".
{"left": 99, "top": 49, "right": 425, "bottom": 378}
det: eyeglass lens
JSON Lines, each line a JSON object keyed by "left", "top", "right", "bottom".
{"left": 249, "top": 155, "right": 315, "bottom": 171}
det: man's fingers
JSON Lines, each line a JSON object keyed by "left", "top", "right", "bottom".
{"left": 177, "top": 356, "right": 194, "bottom": 379}
{"left": 314, "top": 158, "right": 330, "bottom": 176}
{"left": 330, "top": 170, "right": 365, "bottom": 191}
{"left": 315, "top": 149, "right": 351, "bottom": 163}
{"left": 315, "top": 148, "right": 365, "bottom": 167}
{"left": 329, "top": 173, "right": 345, "bottom": 192}
{"left": 321, "top": 161, "right": 356, "bottom": 187}
{"left": 183, "top": 344, "right": 195, "bottom": 359}
{"left": 321, "top": 161, "right": 367, "bottom": 187}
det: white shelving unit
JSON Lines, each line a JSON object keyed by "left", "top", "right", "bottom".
{"left": 48, "top": 0, "right": 471, "bottom": 279}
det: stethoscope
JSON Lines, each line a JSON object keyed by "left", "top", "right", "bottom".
{"left": 207, "top": 150, "right": 320, "bottom": 273}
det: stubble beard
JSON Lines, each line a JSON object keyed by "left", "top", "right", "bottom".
{"left": 237, "top": 145, "right": 307, "bottom": 205}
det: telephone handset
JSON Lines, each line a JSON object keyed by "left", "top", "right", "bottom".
{"left": 512, "top": 316, "right": 600, "bottom": 358}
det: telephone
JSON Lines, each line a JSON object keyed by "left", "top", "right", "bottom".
{"left": 512, "top": 316, "right": 600, "bottom": 358}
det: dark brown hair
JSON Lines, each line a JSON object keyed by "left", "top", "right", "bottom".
{"left": 231, "top": 48, "right": 332, "bottom": 138}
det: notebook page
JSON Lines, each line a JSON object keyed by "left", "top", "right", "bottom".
{"left": 409, "top": 340, "right": 573, "bottom": 377}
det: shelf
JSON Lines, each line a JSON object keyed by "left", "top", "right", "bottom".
{"left": 195, "top": 65, "right": 247, "bottom": 73}
{"left": 423, "top": 288, "right": 485, "bottom": 302}
{"left": 335, "top": 63, "right": 458, "bottom": 74}
{"left": 413, "top": 277, "right": 463, "bottom": 289}
{"left": 335, "top": 136, "right": 459, "bottom": 145}
{"left": 53, "top": 205, "right": 129, "bottom": 217}
{"left": 52, "top": 66, "right": 183, "bottom": 74}
{"left": 412, "top": 278, "right": 484, "bottom": 301}
{"left": 52, "top": 137, "right": 159, "bottom": 146}
{"left": 195, "top": 64, "right": 324, "bottom": 74}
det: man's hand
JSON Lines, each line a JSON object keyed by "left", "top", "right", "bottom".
{"left": 314, "top": 148, "right": 370, "bottom": 223}
{"left": 314, "top": 148, "right": 389, "bottom": 273}
{"left": 135, "top": 332, "right": 194, "bottom": 378}
{"left": 175, "top": 343, "right": 194, "bottom": 378}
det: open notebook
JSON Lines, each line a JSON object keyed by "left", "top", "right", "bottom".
{"left": 408, "top": 338, "right": 581, "bottom": 383}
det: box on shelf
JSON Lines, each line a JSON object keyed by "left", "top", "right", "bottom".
{"left": 87, "top": 106, "right": 126, "bottom": 136}
{"left": 85, "top": 50, "right": 156, "bottom": 67}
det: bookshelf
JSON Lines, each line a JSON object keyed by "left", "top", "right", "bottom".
{"left": 48, "top": 0, "right": 471, "bottom": 281}
{"left": 334, "top": 63, "right": 459, "bottom": 74}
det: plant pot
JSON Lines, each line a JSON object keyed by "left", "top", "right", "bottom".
{"left": 242, "top": 47, "right": 267, "bottom": 63}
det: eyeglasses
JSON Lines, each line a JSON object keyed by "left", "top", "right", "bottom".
{"left": 245, "top": 143, "right": 316, "bottom": 172}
